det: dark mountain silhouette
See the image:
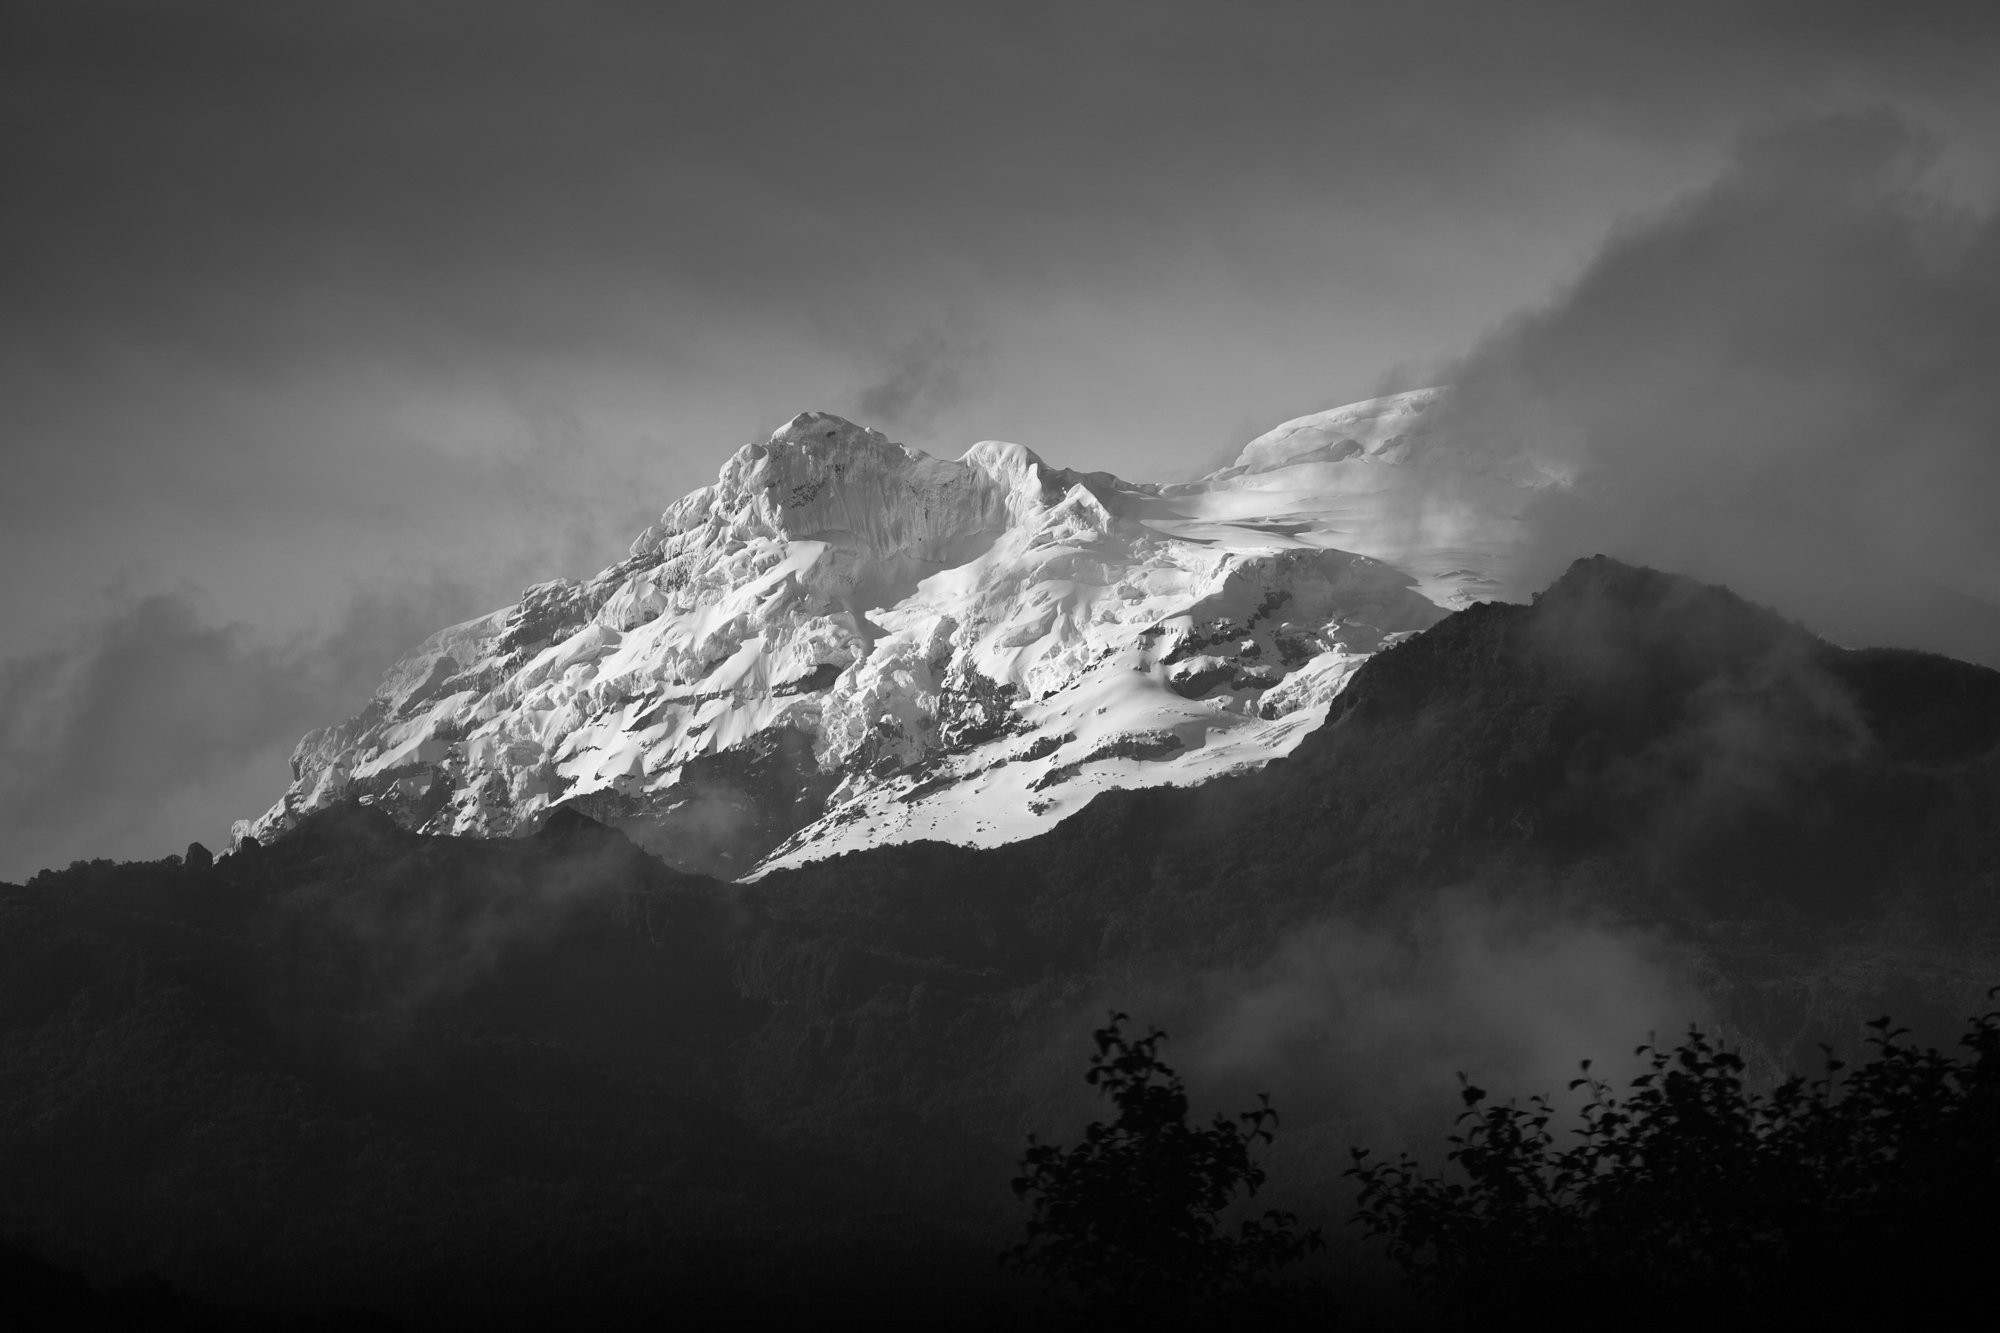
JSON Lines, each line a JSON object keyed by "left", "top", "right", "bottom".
{"left": 3, "top": 558, "right": 1996, "bottom": 1327}
{"left": 762, "top": 555, "right": 2000, "bottom": 1063}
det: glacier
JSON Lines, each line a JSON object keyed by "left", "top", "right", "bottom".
{"left": 241, "top": 390, "right": 1555, "bottom": 877}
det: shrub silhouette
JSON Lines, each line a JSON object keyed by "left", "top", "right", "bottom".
{"left": 1348, "top": 992, "right": 2000, "bottom": 1326}
{"left": 1003, "top": 1013, "right": 1323, "bottom": 1320}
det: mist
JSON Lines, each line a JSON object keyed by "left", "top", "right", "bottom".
{"left": 1015, "top": 886, "right": 1706, "bottom": 1200}
{"left": 1182, "top": 894, "right": 1700, "bottom": 1122}
{"left": 851, "top": 323, "right": 988, "bottom": 442}
{"left": 266, "top": 817, "right": 700, "bottom": 1031}
{"left": 1428, "top": 110, "right": 2000, "bottom": 664}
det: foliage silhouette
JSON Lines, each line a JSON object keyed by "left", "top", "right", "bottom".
{"left": 1348, "top": 991, "right": 2000, "bottom": 1326}
{"left": 1004, "top": 1013, "right": 1323, "bottom": 1321}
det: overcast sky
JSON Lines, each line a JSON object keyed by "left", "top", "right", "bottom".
{"left": 4, "top": 1, "right": 1999, "bottom": 878}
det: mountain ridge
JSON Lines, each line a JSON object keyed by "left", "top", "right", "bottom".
{"left": 243, "top": 393, "right": 1540, "bottom": 877}
{"left": 10, "top": 556, "right": 1999, "bottom": 1325}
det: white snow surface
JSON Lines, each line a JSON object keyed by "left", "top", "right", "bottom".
{"left": 241, "top": 393, "right": 1554, "bottom": 877}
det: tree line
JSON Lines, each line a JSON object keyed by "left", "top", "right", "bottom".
{"left": 1011, "top": 995, "right": 2000, "bottom": 1327}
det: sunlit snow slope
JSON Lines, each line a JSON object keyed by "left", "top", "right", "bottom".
{"left": 243, "top": 392, "right": 1555, "bottom": 877}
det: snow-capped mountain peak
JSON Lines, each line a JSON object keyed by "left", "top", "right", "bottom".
{"left": 243, "top": 392, "right": 1541, "bottom": 876}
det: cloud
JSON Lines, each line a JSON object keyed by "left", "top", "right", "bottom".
{"left": 1430, "top": 110, "right": 2000, "bottom": 663}
{"left": 1181, "top": 894, "right": 1701, "bottom": 1127}
{"left": 850, "top": 324, "right": 987, "bottom": 440}
{"left": 1016, "top": 892, "right": 1703, "bottom": 1196}
{"left": 285, "top": 820, "right": 658, "bottom": 1023}
{"left": 0, "top": 583, "right": 471, "bottom": 879}
{"left": 13, "top": 0, "right": 1996, "bottom": 520}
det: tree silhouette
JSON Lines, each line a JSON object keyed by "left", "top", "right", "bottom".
{"left": 1348, "top": 992, "right": 2000, "bottom": 1326}
{"left": 1003, "top": 1013, "right": 1323, "bottom": 1320}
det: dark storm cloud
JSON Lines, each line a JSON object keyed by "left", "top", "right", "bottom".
{"left": 1431, "top": 110, "right": 2000, "bottom": 663}
{"left": 0, "top": 583, "right": 470, "bottom": 879}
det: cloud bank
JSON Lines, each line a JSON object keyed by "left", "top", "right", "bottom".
{"left": 0, "top": 585, "right": 469, "bottom": 880}
{"left": 1430, "top": 110, "right": 2000, "bottom": 663}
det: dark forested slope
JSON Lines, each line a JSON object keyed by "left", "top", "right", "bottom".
{"left": 4, "top": 557, "right": 1997, "bottom": 1327}
{"left": 762, "top": 555, "right": 2000, "bottom": 1007}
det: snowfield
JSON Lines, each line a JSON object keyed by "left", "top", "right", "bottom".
{"left": 242, "top": 391, "right": 1553, "bottom": 877}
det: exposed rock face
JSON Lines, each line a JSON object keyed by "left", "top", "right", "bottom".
{"left": 241, "top": 394, "right": 1550, "bottom": 876}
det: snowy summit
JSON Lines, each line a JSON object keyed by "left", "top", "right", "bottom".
{"left": 242, "top": 391, "right": 1551, "bottom": 877}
